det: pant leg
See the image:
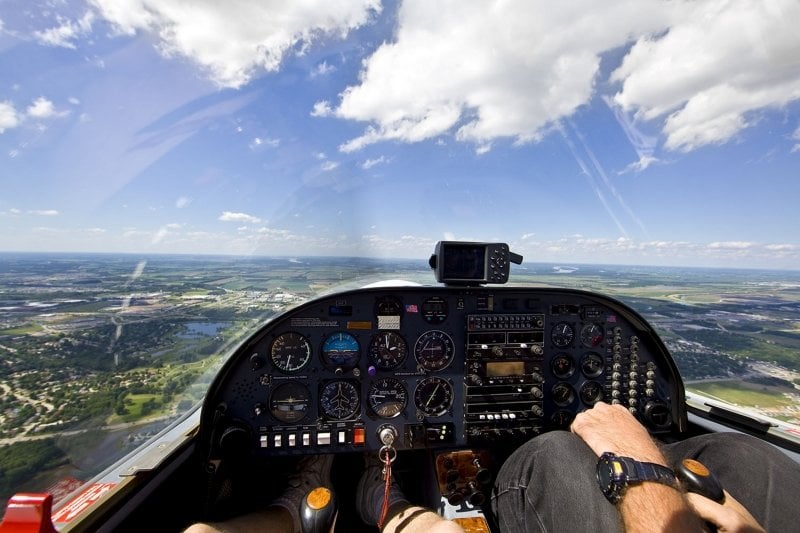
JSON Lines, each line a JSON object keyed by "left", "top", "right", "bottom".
{"left": 491, "top": 431, "right": 622, "bottom": 533}
{"left": 661, "top": 432, "right": 800, "bottom": 532}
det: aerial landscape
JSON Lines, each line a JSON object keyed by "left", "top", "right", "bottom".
{"left": 1, "top": 253, "right": 798, "bottom": 507}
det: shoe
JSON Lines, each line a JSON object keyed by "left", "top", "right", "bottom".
{"left": 271, "top": 454, "right": 334, "bottom": 532}
{"left": 356, "top": 454, "right": 409, "bottom": 526}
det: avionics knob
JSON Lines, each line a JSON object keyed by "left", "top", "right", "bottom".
{"left": 530, "top": 405, "right": 544, "bottom": 417}
{"left": 492, "top": 346, "right": 503, "bottom": 356}
{"left": 644, "top": 401, "right": 672, "bottom": 429}
{"left": 531, "top": 372, "right": 544, "bottom": 383}
{"left": 473, "top": 459, "right": 492, "bottom": 485}
{"left": 530, "top": 344, "right": 544, "bottom": 356}
{"left": 447, "top": 490, "right": 464, "bottom": 506}
{"left": 468, "top": 374, "right": 484, "bottom": 386}
{"left": 530, "top": 387, "right": 543, "bottom": 399}
{"left": 467, "top": 481, "right": 486, "bottom": 506}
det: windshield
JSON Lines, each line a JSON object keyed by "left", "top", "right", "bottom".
{"left": 1, "top": 0, "right": 798, "bottom": 518}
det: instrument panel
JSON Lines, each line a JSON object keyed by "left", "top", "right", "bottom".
{"left": 200, "top": 286, "right": 686, "bottom": 458}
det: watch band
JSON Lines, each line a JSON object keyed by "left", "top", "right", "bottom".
{"left": 619, "top": 455, "right": 679, "bottom": 487}
{"left": 597, "top": 452, "right": 680, "bottom": 504}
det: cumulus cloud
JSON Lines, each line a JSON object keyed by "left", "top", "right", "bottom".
{"left": 26, "top": 97, "right": 68, "bottom": 119}
{"left": 321, "top": 160, "right": 339, "bottom": 171}
{"left": 327, "top": 0, "right": 673, "bottom": 153}
{"left": 33, "top": 11, "right": 95, "bottom": 48}
{"left": 90, "top": 0, "right": 381, "bottom": 88}
{"left": 318, "top": 0, "right": 800, "bottom": 156}
{"left": 219, "top": 211, "right": 262, "bottom": 224}
{"left": 612, "top": 0, "right": 800, "bottom": 152}
{"left": 0, "top": 101, "right": 20, "bottom": 133}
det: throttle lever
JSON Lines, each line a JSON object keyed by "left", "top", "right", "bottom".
{"left": 674, "top": 458, "right": 725, "bottom": 503}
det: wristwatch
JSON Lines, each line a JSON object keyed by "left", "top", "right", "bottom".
{"left": 596, "top": 452, "right": 679, "bottom": 504}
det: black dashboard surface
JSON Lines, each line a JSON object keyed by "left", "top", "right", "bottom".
{"left": 199, "top": 286, "right": 686, "bottom": 459}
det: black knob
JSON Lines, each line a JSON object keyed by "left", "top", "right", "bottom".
{"left": 447, "top": 490, "right": 464, "bottom": 506}
{"left": 467, "top": 481, "right": 485, "bottom": 506}
{"left": 675, "top": 459, "right": 724, "bottom": 503}
{"left": 644, "top": 401, "right": 671, "bottom": 429}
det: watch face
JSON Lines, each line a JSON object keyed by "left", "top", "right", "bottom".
{"left": 597, "top": 453, "right": 624, "bottom": 504}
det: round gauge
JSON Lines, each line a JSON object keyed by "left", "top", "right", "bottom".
{"left": 375, "top": 296, "right": 404, "bottom": 316}
{"left": 319, "top": 380, "right": 360, "bottom": 420}
{"left": 270, "top": 332, "right": 312, "bottom": 373}
{"left": 414, "top": 376, "right": 453, "bottom": 417}
{"left": 421, "top": 296, "right": 448, "bottom": 324}
{"left": 551, "top": 353, "right": 575, "bottom": 379}
{"left": 368, "top": 378, "right": 408, "bottom": 418}
{"left": 321, "top": 332, "right": 360, "bottom": 369}
{"left": 414, "top": 330, "right": 455, "bottom": 372}
{"left": 581, "top": 324, "right": 605, "bottom": 347}
{"left": 551, "top": 322, "right": 575, "bottom": 347}
{"left": 551, "top": 409, "right": 574, "bottom": 428}
{"left": 552, "top": 382, "right": 576, "bottom": 407}
{"left": 269, "top": 381, "right": 310, "bottom": 423}
{"left": 368, "top": 332, "right": 408, "bottom": 370}
{"left": 580, "top": 380, "right": 604, "bottom": 406}
{"left": 581, "top": 352, "right": 605, "bottom": 378}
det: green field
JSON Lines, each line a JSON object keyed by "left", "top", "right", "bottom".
{"left": 688, "top": 381, "right": 797, "bottom": 409}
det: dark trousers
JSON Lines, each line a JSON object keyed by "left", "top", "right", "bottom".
{"left": 491, "top": 431, "right": 800, "bottom": 532}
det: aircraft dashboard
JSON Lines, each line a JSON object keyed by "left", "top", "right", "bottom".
{"left": 200, "top": 286, "right": 687, "bottom": 460}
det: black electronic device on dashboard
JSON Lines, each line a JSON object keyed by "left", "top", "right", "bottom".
{"left": 429, "top": 241, "right": 523, "bottom": 285}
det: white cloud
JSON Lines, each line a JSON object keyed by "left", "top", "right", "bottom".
{"left": 219, "top": 211, "right": 262, "bottom": 224}
{"left": 0, "top": 101, "right": 21, "bottom": 133}
{"left": 311, "top": 60, "right": 336, "bottom": 78}
{"left": 330, "top": 0, "right": 672, "bottom": 152}
{"left": 311, "top": 100, "right": 333, "bottom": 117}
{"left": 612, "top": 0, "right": 800, "bottom": 152}
{"left": 28, "top": 210, "right": 60, "bottom": 216}
{"left": 26, "top": 97, "right": 68, "bottom": 119}
{"left": 90, "top": 0, "right": 381, "bottom": 88}
{"left": 792, "top": 126, "right": 800, "bottom": 153}
{"left": 175, "top": 196, "right": 192, "bottom": 208}
{"left": 707, "top": 241, "right": 755, "bottom": 250}
{"left": 33, "top": 11, "right": 95, "bottom": 49}
{"left": 361, "top": 155, "right": 388, "bottom": 169}
{"left": 621, "top": 154, "right": 659, "bottom": 174}
{"left": 249, "top": 136, "right": 280, "bottom": 150}
{"left": 321, "top": 0, "right": 799, "bottom": 156}
{"left": 321, "top": 160, "right": 339, "bottom": 171}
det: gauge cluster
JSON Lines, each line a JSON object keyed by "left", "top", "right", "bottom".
{"left": 202, "top": 287, "right": 686, "bottom": 457}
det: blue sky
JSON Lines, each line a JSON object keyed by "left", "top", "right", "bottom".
{"left": 1, "top": 0, "right": 799, "bottom": 269}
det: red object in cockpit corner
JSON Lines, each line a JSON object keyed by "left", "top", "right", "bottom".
{"left": 0, "top": 493, "right": 58, "bottom": 533}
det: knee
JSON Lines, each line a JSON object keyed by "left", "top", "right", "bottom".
{"left": 519, "top": 430, "right": 591, "bottom": 459}
{"left": 497, "top": 430, "right": 594, "bottom": 483}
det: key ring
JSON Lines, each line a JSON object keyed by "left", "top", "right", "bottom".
{"left": 379, "top": 445, "right": 397, "bottom": 464}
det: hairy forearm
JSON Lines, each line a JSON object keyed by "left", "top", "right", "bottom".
{"left": 620, "top": 483, "right": 702, "bottom": 533}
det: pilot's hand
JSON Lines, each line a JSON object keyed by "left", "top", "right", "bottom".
{"left": 686, "top": 491, "right": 765, "bottom": 533}
{"left": 570, "top": 402, "right": 665, "bottom": 463}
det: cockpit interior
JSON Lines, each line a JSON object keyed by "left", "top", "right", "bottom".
{"left": 2, "top": 243, "right": 797, "bottom": 532}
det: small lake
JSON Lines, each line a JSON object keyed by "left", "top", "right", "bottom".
{"left": 179, "top": 322, "right": 230, "bottom": 338}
